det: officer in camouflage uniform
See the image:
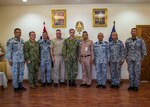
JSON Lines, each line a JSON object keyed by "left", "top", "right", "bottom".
{"left": 109, "top": 32, "right": 125, "bottom": 89}
{"left": 39, "top": 32, "right": 52, "bottom": 86}
{"left": 94, "top": 33, "right": 110, "bottom": 89}
{"left": 6, "top": 28, "right": 26, "bottom": 92}
{"left": 24, "top": 31, "right": 41, "bottom": 89}
{"left": 62, "top": 29, "right": 79, "bottom": 87}
{"left": 125, "top": 28, "right": 147, "bottom": 91}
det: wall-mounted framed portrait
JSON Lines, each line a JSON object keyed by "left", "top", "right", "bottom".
{"left": 52, "top": 9, "right": 66, "bottom": 28}
{"left": 93, "top": 8, "right": 108, "bottom": 27}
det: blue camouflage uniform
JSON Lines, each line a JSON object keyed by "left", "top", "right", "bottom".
{"left": 39, "top": 39, "right": 52, "bottom": 84}
{"left": 125, "top": 37, "right": 147, "bottom": 87}
{"left": 109, "top": 40, "right": 125, "bottom": 86}
{"left": 6, "top": 37, "right": 25, "bottom": 88}
{"left": 94, "top": 41, "right": 110, "bottom": 85}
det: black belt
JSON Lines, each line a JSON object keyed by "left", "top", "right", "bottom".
{"left": 81, "top": 55, "right": 91, "bottom": 57}
{"left": 54, "top": 54, "right": 63, "bottom": 56}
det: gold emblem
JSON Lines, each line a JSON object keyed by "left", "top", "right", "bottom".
{"left": 75, "top": 21, "right": 84, "bottom": 40}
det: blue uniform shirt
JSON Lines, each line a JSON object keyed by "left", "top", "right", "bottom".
{"left": 6, "top": 37, "right": 25, "bottom": 62}
{"left": 94, "top": 41, "right": 110, "bottom": 63}
{"left": 39, "top": 39, "right": 51, "bottom": 61}
{"left": 109, "top": 40, "right": 125, "bottom": 62}
{"left": 125, "top": 37, "right": 147, "bottom": 61}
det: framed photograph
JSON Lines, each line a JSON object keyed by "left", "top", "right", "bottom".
{"left": 93, "top": 8, "right": 108, "bottom": 27}
{"left": 52, "top": 9, "right": 66, "bottom": 28}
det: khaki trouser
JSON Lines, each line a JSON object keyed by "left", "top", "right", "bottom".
{"left": 53, "top": 55, "right": 65, "bottom": 83}
{"left": 80, "top": 56, "right": 92, "bottom": 85}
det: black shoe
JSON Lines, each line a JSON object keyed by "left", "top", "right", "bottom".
{"left": 86, "top": 85, "right": 91, "bottom": 88}
{"left": 114, "top": 85, "right": 120, "bottom": 89}
{"left": 18, "top": 83, "right": 26, "bottom": 91}
{"left": 128, "top": 86, "right": 134, "bottom": 91}
{"left": 60, "top": 82, "right": 67, "bottom": 86}
{"left": 53, "top": 83, "right": 58, "bottom": 87}
{"left": 102, "top": 85, "right": 106, "bottom": 89}
{"left": 96, "top": 85, "right": 102, "bottom": 88}
{"left": 14, "top": 88, "right": 20, "bottom": 92}
{"left": 133, "top": 87, "right": 139, "bottom": 91}
{"left": 72, "top": 80, "right": 77, "bottom": 87}
{"left": 41, "top": 83, "right": 46, "bottom": 87}
{"left": 51, "top": 80, "right": 54, "bottom": 84}
{"left": 80, "top": 84, "right": 87, "bottom": 87}
{"left": 47, "top": 83, "right": 52, "bottom": 86}
{"left": 68, "top": 80, "right": 72, "bottom": 87}
{"left": 110, "top": 84, "right": 115, "bottom": 88}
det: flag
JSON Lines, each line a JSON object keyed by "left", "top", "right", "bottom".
{"left": 109, "top": 21, "right": 116, "bottom": 42}
{"left": 40, "top": 22, "right": 50, "bottom": 40}
{"left": 43, "top": 22, "right": 47, "bottom": 32}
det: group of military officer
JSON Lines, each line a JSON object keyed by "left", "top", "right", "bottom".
{"left": 6, "top": 27, "right": 147, "bottom": 92}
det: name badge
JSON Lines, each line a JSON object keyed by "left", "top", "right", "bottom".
{"left": 85, "top": 47, "right": 88, "bottom": 51}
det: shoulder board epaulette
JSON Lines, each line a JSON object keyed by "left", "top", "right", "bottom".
{"left": 118, "top": 40, "right": 122, "bottom": 43}
{"left": 128, "top": 38, "right": 132, "bottom": 40}
{"left": 8, "top": 38, "right": 12, "bottom": 42}
{"left": 95, "top": 42, "right": 98, "bottom": 44}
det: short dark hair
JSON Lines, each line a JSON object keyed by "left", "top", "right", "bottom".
{"left": 82, "top": 31, "right": 88, "bottom": 36}
{"left": 14, "top": 28, "right": 21, "bottom": 33}
{"left": 131, "top": 28, "right": 137, "bottom": 31}
{"left": 69, "top": 29, "right": 75, "bottom": 32}
{"left": 82, "top": 31, "right": 87, "bottom": 34}
{"left": 111, "top": 31, "right": 116, "bottom": 33}
{"left": 111, "top": 31, "right": 117, "bottom": 35}
{"left": 56, "top": 29, "right": 61, "bottom": 32}
{"left": 29, "top": 31, "right": 35, "bottom": 36}
{"left": 43, "top": 31, "right": 47, "bottom": 34}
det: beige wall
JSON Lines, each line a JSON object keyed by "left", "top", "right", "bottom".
{"left": 0, "top": 4, "right": 150, "bottom": 79}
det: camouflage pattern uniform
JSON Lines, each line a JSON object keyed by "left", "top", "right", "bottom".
{"left": 109, "top": 40, "right": 125, "bottom": 86}
{"left": 62, "top": 37, "right": 79, "bottom": 84}
{"left": 125, "top": 37, "right": 147, "bottom": 88}
{"left": 24, "top": 40, "right": 40, "bottom": 86}
{"left": 39, "top": 39, "right": 52, "bottom": 84}
{"left": 94, "top": 41, "right": 110, "bottom": 86}
{"left": 6, "top": 37, "right": 25, "bottom": 88}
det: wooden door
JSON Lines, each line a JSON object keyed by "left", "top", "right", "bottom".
{"left": 136, "top": 25, "right": 150, "bottom": 81}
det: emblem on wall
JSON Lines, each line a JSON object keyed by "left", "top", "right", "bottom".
{"left": 75, "top": 21, "right": 84, "bottom": 40}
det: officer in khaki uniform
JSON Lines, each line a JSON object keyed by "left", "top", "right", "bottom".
{"left": 50, "top": 29, "right": 65, "bottom": 87}
{"left": 79, "top": 31, "right": 94, "bottom": 88}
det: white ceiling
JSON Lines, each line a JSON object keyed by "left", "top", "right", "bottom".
{"left": 0, "top": 0, "right": 150, "bottom": 6}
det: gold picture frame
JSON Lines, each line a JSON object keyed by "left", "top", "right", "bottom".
{"left": 93, "top": 8, "right": 108, "bottom": 27}
{"left": 52, "top": 9, "right": 66, "bottom": 28}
